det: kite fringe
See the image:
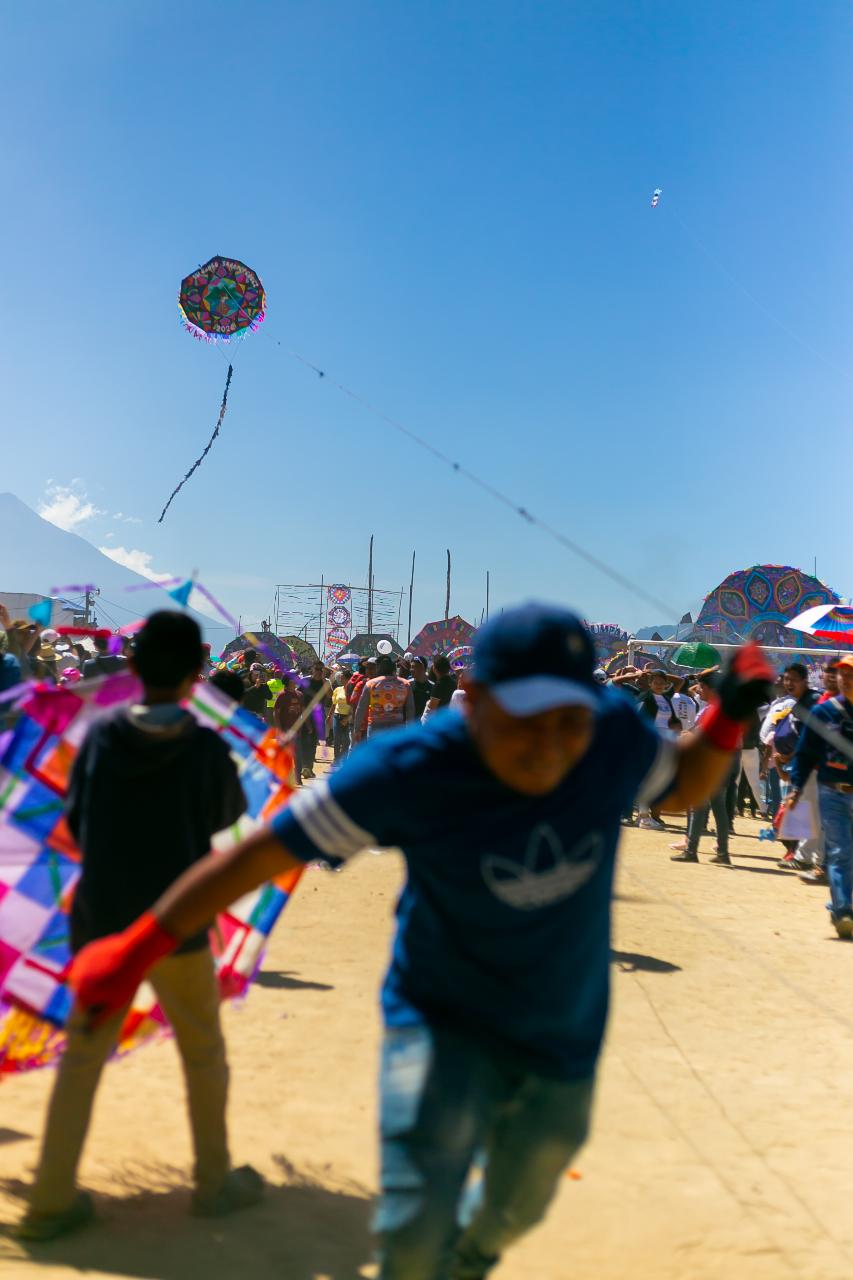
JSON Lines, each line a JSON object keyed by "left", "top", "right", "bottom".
{"left": 158, "top": 364, "right": 234, "bottom": 523}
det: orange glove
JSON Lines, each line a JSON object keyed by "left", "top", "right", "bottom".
{"left": 69, "top": 912, "right": 178, "bottom": 1021}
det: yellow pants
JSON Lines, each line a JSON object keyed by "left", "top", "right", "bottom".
{"left": 31, "top": 947, "right": 230, "bottom": 1214}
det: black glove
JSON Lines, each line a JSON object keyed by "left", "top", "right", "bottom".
{"left": 714, "top": 643, "right": 774, "bottom": 721}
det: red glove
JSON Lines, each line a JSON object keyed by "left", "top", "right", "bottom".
{"left": 700, "top": 642, "right": 774, "bottom": 751}
{"left": 69, "top": 912, "right": 178, "bottom": 1021}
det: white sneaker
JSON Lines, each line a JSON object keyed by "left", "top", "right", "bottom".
{"left": 638, "top": 816, "right": 665, "bottom": 831}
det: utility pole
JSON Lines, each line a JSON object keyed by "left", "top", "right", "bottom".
{"left": 445, "top": 549, "right": 451, "bottom": 621}
{"left": 367, "top": 535, "right": 374, "bottom": 634}
{"left": 407, "top": 550, "right": 416, "bottom": 646}
{"left": 84, "top": 587, "right": 99, "bottom": 626}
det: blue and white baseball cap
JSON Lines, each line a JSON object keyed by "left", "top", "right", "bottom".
{"left": 471, "top": 603, "right": 602, "bottom": 716}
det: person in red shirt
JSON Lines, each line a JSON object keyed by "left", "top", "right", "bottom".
{"left": 346, "top": 658, "right": 376, "bottom": 710}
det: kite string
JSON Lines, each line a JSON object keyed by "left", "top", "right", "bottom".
{"left": 667, "top": 207, "right": 850, "bottom": 384}
{"left": 157, "top": 364, "right": 234, "bottom": 523}
{"left": 283, "top": 350, "right": 682, "bottom": 621}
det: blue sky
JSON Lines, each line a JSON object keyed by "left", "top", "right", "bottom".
{"left": 2, "top": 2, "right": 851, "bottom": 638}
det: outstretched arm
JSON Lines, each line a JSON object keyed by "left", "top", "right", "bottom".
{"left": 655, "top": 644, "right": 773, "bottom": 812}
{"left": 158, "top": 828, "right": 300, "bottom": 939}
{"left": 68, "top": 828, "right": 302, "bottom": 1020}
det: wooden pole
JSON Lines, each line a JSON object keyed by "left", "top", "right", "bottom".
{"left": 407, "top": 550, "right": 416, "bottom": 646}
{"left": 318, "top": 574, "right": 325, "bottom": 660}
{"left": 367, "top": 535, "right": 374, "bottom": 634}
{"left": 445, "top": 549, "right": 451, "bottom": 621}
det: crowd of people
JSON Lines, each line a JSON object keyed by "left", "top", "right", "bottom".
{"left": 4, "top": 597, "right": 852, "bottom": 1274}
{"left": 605, "top": 656, "right": 853, "bottom": 935}
{"left": 208, "top": 647, "right": 468, "bottom": 783}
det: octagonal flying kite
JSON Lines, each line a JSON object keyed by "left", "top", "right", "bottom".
{"left": 159, "top": 256, "right": 266, "bottom": 522}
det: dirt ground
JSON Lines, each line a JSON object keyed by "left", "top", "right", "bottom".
{"left": 2, "top": 806, "right": 853, "bottom": 1280}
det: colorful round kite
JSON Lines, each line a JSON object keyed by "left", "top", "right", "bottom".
{"left": 159, "top": 255, "right": 266, "bottom": 522}
{"left": 179, "top": 256, "right": 266, "bottom": 343}
{"left": 695, "top": 564, "right": 839, "bottom": 650}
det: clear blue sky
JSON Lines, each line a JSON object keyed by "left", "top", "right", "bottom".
{"left": 3, "top": 1, "right": 851, "bottom": 637}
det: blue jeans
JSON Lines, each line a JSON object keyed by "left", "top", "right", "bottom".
{"left": 376, "top": 1024, "right": 594, "bottom": 1280}
{"left": 765, "top": 768, "right": 781, "bottom": 820}
{"left": 333, "top": 714, "right": 351, "bottom": 761}
{"left": 818, "top": 784, "right": 853, "bottom": 915}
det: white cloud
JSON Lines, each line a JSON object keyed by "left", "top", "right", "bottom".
{"left": 38, "top": 482, "right": 105, "bottom": 532}
{"left": 98, "top": 545, "right": 173, "bottom": 582}
{"left": 112, "top": 511, "right": 143, "bottom": 525}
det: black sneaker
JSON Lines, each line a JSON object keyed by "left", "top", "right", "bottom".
{"left": 709, "top": 853, "right": 732, "bottom": 866}
{"left": 191, "top": 1165, "right": 265, "bottom": 1217}
{"left": 670, "top": 850, "right": 699, "bottom": 863}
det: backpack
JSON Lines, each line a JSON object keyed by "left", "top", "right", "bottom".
{"left": 773, "top": 708, "right": 799, "bottom": 759}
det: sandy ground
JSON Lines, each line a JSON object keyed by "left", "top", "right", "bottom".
{"left": 2, "top": 796, "right": 853, "bottom": 1279}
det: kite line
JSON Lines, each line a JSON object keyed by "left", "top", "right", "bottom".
{"left": 158, "top": 363, "right": 233, "bottom": 524}
{"left": 281, "top": 347, "right": 682, "bottom": 621}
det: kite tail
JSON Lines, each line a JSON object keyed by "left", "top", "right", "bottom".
{"left": 158, "top": 364, "right": 234, "bottom": 523}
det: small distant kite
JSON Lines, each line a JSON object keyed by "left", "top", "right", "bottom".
{"left": 651, "top": 188, "right": 662, "bottom": 209}
{"left": 158, "top": 256, "right": 266, "bottom": 523}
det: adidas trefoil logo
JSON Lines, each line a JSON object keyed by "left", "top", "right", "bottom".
{"left": 481, "top": 823, "right": 603, "bottom": 910}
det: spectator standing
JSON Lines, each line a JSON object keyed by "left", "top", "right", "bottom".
{"left": 354, "top": 656, "right": 415, "bottom": 740}
{"left": 671, "top": 673, "right": 738, "bottom": 866}
{"left": 0, "top": 628, "right": 21, "bottom": 693}
{"left": 407, "top": 656, "right": 434, "bottom": 718}
{"left": 7, "top": 619, "right": 42, "bottom": 681}
{"left": 17, "top": 612, "right": 259, "bottom": 1242}
{"left": 762, "top": 664, "right": 820, "bottom": 870}
{"left": 273, "top": 674, "right": 306, "bottom": 785}
{"left": 786, "top": 654, "right": 853, "bottom": 936}
{"left": 300, "top": 662, "right": 332, "bottom": 778}
{"left": 636, "top": 670, "right": 681, "bottom": 829}
{"left": 670, "top": 677, "right": 698, "bottom": 733}
{"left": 330, "top": 678, "right": 353, "bottom": 762}
{"left": 81, "top": 635, "right": 128, "bottom": 680}
{"left": 422, "top": 654, "right": 457, "bottom": 721}
{"left": 242, "top": 665, "right": 272, "bottom": 725}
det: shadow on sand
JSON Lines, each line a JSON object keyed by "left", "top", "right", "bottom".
{"left": 255, "top": 970, "right": 335, "bottom": 992}
{"left": 0, "top": 1156, "right": 374, "bottom": 1280}
{"left": 0, "top": 1130, "right": 32, "bottom": 1148}
{"left": 610, "top": 950, "right": 682, "bottom": 975}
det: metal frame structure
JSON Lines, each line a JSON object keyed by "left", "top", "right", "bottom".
{"left": 273, "top": 583, "right": 405, "bottom": 656}
{"left": 627, "top": 637, "right": 853, "bottom": 662}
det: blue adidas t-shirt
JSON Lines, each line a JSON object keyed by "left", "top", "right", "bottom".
{"left": 271, "top": 690, "right": 676, "bottom": 1080}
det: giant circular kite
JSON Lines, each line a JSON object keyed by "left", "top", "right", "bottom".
{"left": 695, "top": 564, "right": 839, "bottom": 650}
{"left": 585, "top": 622, "right": 630, "bottom": 668}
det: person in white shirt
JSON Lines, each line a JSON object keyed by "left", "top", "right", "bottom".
{"left": 636, "top": 670, "right": 681, "bottom": 829}
{"left": 671, "top": 679, "right": 698, "bottom": 733}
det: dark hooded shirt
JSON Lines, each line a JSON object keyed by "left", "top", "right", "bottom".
{"left": 67, "top": 704, "right": 246, "bottom": 953}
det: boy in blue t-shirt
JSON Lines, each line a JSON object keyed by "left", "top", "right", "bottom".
{"left": 67, "top": 604, "right": 771, "bottom": 1277}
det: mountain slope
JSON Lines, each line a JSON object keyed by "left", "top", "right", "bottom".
{"left": 0, "top": 493, "right": 232, "bottom": 647}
